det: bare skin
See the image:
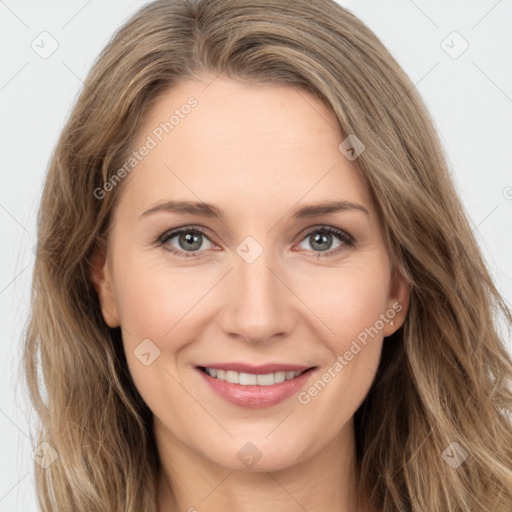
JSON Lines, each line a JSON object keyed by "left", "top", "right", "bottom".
{"left": 91, "top": 76, "right": 410, "bottom": 512}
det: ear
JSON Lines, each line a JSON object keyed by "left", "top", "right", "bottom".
{"left": 89, "top": 240, "right": 120, "bottom": 328}
{"left": 383, "top": 267, "right": 410, "bottom": 337}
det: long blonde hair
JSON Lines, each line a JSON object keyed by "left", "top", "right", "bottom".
{"left": 22, "top": 0, "right": 512, "bottom": 510}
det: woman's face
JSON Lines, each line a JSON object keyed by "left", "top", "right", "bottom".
{"left": 92, "top": 76, "right": 409, "bottom": 472}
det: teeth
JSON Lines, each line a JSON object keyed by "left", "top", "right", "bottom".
{"left": 257, "top": 373, "right": 274, "bottom": 386}
{"left": 225, "top": 371, "right": 239, "bottom": 384}
{"left": 204, "top": 368, "right": 305, "bottom": 385}
{"left": 274, "top": 371, "right": 286, "bottom": 384}
{"left": 239, "top": 372, "right": 257, "bottom": 385}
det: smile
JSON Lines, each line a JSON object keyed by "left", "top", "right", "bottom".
{"left": 199, "top": 367, "right": 308, "bottom": 385}
{"left": 196, "top": 365, "right": 317, "bottom": 408}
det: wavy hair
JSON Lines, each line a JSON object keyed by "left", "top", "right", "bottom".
{"left": 22, "top": 0, "right": 512, "bottom": 510}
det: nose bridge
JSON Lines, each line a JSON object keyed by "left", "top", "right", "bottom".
{"left": 219, "top": 237, "right": 292, "bottom": 342}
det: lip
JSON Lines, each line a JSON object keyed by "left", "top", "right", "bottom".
{"left": 196, "top": 365, "right": 317, "bottom": 409}
{"left": 196, "top": 362, "right": 313, "bottom": 374}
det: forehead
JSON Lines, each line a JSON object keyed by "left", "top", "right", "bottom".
{"left": 116, "top": 77, "right": 373, "bottom": 222}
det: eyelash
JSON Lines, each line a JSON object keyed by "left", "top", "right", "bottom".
{"left": 155, "top": 225, "right": 355, "bottom": 259}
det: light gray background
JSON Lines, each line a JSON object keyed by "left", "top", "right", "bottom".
{"left": 1, "top": 0, "right": 511, "bottom": 510}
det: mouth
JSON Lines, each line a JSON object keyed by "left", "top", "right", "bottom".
{"left": 197, "top": 366, "right": 314, "bottom": 385}
{"left": 195, "top": 364, "right": 318, "bottom": 408}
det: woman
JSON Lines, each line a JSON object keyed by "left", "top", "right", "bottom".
{"left": 23, "top": 0, "right": 512, "bottom": 511}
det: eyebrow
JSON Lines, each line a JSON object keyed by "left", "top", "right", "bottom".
{"left": 139, "top": 199, "right": 369, "bottom": 221}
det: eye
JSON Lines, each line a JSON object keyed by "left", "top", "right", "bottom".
{"left": 156, "top": 225, "right": 355, "bottom": 258}
{"left": 297, "top": 226, "right": 354, "bottom": 257}
{"left": 157, "top": 227, "right": 215, "bottom": 257}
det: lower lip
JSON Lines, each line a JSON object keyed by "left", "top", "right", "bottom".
{"left": 196, "top": 367, "right": 316, "bottom": 408}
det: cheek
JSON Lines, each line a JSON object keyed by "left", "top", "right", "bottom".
{"left": 113, "top": 245, "right": 391, "bottom": 357}
{"left": 110, "top": 253, "right": 218, "bottom": 387}
{"left": 291, "top": 258, "right": 390, "bottom": 435}
{"left": 111, "top": 256, "right": 197, "bottom": 412}
{"left": 116, "top": 274, "right": 174, "bottom": 337}
{"left": 294, "top": 257, "right": 391, "bottom": 347}
{"left": 112, "top": 252, "right": 204, "bottom": 339}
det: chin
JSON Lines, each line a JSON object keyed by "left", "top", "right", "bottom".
{"left": 201, "top": 433, "right": 312, "bottom": 473}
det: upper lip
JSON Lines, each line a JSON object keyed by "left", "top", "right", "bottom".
{"left": 197, "top": 363, "right": 315, "bottom": 374}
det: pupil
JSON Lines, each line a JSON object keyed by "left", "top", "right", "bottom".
{"left": 180, "top": 232, "right": 201, "bottom": 251}
{"left": 311, "top": 232, "right": 331, "bottom": 251}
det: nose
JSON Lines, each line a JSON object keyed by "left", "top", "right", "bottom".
{"left": 217, "top": 248, "right": 296, "bottom": 345}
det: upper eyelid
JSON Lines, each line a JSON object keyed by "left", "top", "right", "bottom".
{"left": 159, "top": 225, "right": 217, "bottom": 244}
